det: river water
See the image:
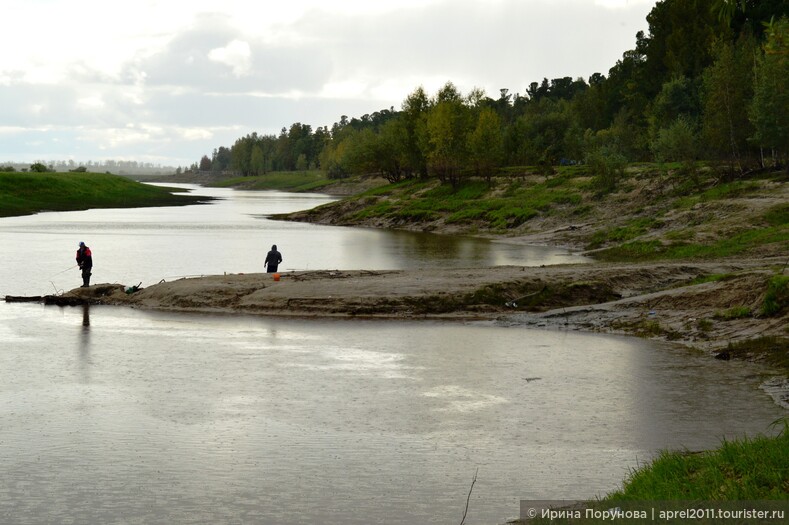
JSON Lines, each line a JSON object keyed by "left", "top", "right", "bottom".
{"left": 0, "top": 186, "right": 785, "bottom": 524}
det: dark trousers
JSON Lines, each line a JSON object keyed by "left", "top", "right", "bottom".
{"left": 81, "top": 268, "right": 92, "bottom": 287}
{"left": 266, "top": 265, "right": 278, "bottom": 273}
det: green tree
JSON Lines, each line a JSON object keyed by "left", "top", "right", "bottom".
{"left": 750, "top": 17, "right": 789, "bottom": 169}
{"left": 199, "top": 155, "right": 212, "bottom": 171}
{"left": 713, "top": 0, "right": 789, "bottom": 39}
{"left": 434, "top": 81, "right": 463, "bottom": 104}
{"left": 374, "top": 117, "right": 410, "bottom": 182}
{"left": 250, "top": 145, "right": 266, "bottom": 176}
{"left": 644, "top": 0, "right": 721, "bottom": 82}
{"left": 701, "top": 36, "right": 757, "bottom": 172}
{"left": 467, "top": 107, "right": 504, "bottom": 183}
{"left": 29, "top": 162, "right": 49, "bottom": 173}
{"left": 651, "top": 115, "right": 699, "bottom": 164}
{"left": 212, "top": 146, "right": 232, "bottom": 172}
{"left": 649, "top": 76, "right": 700, "bottom": 132}
{"left": 511, "top": 99, "right": 577, "bottom": 166}
{"left": 230, "top": 135, "right": 252, "bottom": 175}
{"left": 295, "top": 153, "right": 308, "bottom": 171}
{"left": 585, "top": 146, "right": 627, "bottom": 193}
{"left": 712, "top": 0, "right": 747, "bottom": 24}
{"left": 425, "top": 97, "right": 470, "bottom": 187}
{"left": 401, "top": 86, "right": 430, "bottom": 178}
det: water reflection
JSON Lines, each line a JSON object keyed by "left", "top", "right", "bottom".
{"left": 0, "top": 304, "right": 785, "bottom": 525}
{"left": 78, "top": 304, "right": 92, "bottom": 384}
{"left": 81, "top": 303, "right": 91, "bottom": 329}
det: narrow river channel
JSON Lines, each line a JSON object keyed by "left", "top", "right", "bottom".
{"left": 0, "top": 185, "right": 785, "bottom": 524}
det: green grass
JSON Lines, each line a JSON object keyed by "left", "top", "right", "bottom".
{"left": 587, "top": 217, "right": 660, "bottom": 249}
{"left": 714, "top": 306, "right": 752, "bottom": 320}
{"left": 725, "top": 336, "right": 789, "bottom": 371}
{"left": 209, "top": 170, "right": 332, "bottom": 192}
{"left": 597, "top": 225, "right": 789, "bottom": 261}
{"left": 596, "top": 195, "right": 789, "bottom": 262}
{"left": 264, "top": 163, "right": 786, "bottom": 260}
{"left": 688, "top": 273, "right": 734, "bottom": 286}
{"left": 341, "top": 176, "right": 584, "bottom": 230}
{"left": 696, "top": 318, "right": 713, "bottom": 331}
{"left": 765, "top": 203, "right": 789, "bottom": 226}
{"left": 0, "top": 172, "right": 206, "bottom": 217}
{"left": 525, "top": 425, "right": 789, "bottom": 524}
{"left": 605, "top": 425, "right": 789, "bottom": 500}
{"left": 673, "top": 180, "right": 761, "bottom": 209}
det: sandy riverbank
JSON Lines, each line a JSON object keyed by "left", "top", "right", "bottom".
{"left": 31, "top": 257, "right": 786, "bottom": 352}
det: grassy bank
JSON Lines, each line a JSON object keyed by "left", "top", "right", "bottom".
{"left": 279, "top": 164, "right": 789, "bottom": 261}
{"left": 519, "top": 424, "right": 789, "bottom": 524}
{"left": 0, "top": 171, "right": 208, "bottom": 217}
{"left": 208, "top": 170, "right": 334, "bottom": 192}
{"left": 605, "top": 425, "right": 789, "bottom": 500}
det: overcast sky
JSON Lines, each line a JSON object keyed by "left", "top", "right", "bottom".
{"left": 1, "top": 0, "right": 655, "bottom": 167}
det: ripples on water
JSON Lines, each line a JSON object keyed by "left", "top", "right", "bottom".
{"left": 1, "top": 304, "right": 785, "bottom": 525}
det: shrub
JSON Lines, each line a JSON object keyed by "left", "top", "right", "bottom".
{"left": 651, "top": 116, "right": 698, "bottom": 164}
{"left": 714, "top": 306, "right": 752, "bottom": 320}
{"left": 585, "top": 146, "right": 627, "bottom": 193}
{"left": 764, "top": 203, "right": 789, "bottom": 227}
{"left": 29, "top": 162, "right": 51, "bottom": 173}
{"left": 762, "top": 275, "right": 789, "bottom": 316}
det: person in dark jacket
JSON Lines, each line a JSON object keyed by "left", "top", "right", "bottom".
{"left": 76, "top": 241, "right": 93, "bottom": 287}
{"left": 264, "top": 244, "right": 282, "bottom": 273}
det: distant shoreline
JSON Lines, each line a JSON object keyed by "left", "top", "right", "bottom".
{"left": 0, "top": 171, "right": 210, "bottom": 218}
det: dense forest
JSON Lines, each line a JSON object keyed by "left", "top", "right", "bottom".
{"left": 195, "top": 0, "right": 789, "bottom": 184}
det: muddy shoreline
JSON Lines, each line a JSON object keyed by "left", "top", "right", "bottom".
{"left": 11, "top": 257, "right": 785, "bottom": 349}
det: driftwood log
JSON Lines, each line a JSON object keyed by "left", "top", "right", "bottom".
{"left": 5, "top": 294, "right": 89, "bottom": 306}
{"left": 5, "top": 284, "right": 127, "bottom": 306}
{"left": 4, "top": 295, "right": 44, "bottom": 303}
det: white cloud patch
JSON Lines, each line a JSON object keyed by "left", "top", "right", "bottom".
{"left": 180, "top": 127, "right": 215, "bottom": 141}
{"left": 595, "top": 0, "right": 654, "bottom": 9}
{"left": 77, "top": 96, "right": 105, "bottom": 110}
{"left": 208, "top": 40, "right": 252, "bottom": 77}
{"left": 320, "top": 80, "right": 369, "bottom": 99}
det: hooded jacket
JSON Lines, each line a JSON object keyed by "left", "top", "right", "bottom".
{"left": 76, "top": 245, "right": 93, "bottom": 269}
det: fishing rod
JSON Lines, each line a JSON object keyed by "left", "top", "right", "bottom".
{"left": 47, "top": 264, "right": 79, "bottom": 279}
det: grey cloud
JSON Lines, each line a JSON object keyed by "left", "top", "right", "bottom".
{"left": 139, "top": 88, "right": 391, "bottom": 131}
{"left": 294, "top": 0, "right": 650, "bottom": 94}
{"left": 0, "top": 83, "right": 143, "bottom": 127}
{"left": 132, "top": 13, "right": 333, "bottom": 94}
{"left": 4, "top": 0, "right": 654, "bottom": 165}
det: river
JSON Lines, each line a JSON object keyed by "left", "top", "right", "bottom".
{"left": 0, "top": 185, "right": 785, "bottom": 524}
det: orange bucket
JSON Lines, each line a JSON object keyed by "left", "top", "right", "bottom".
{"left": 273, "top": 273, "right": 280, "bottom": 281}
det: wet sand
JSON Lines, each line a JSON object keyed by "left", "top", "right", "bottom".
{"left": 26, "top": 257, "right": 788, "bottom": 358}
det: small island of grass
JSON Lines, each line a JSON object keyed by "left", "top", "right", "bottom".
{"left": 0, "top": 171, "right": 209, "bottom": 218}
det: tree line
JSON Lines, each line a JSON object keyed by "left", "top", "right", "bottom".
{"left": 196, "top": 0, "right": 789, "bottom": 184}
{"left": 2, "top": 160, "right": 178, "bottom": 175}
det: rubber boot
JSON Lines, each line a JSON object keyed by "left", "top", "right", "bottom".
{"left": 82, "top": 271, "right": 91, "bottom": 288}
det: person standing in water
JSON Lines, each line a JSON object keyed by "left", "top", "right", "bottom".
{"left": 264, "top": 244, "right": 282, "bottom": 273}
{"left": 76, "top": 241, "right": 93, "bottom": 287}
